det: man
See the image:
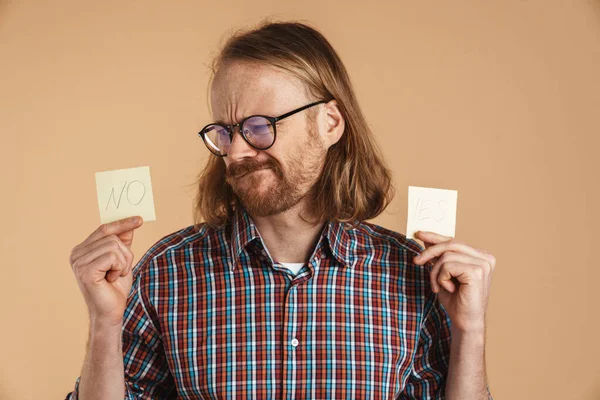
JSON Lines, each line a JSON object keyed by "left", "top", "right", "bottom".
{"left": 67, "top": 20, "right": 495, "bottom": 399}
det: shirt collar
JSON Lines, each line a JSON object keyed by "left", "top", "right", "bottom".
{"left": 228, "top": 205, "right": 261, "bottom": 271}
{"left": 227, "top": 205, "right": 356, "bottom": 271}
{"left": 321, "top": 216, "right": 357, "bottom": 270}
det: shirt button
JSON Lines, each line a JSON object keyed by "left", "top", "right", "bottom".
{"left": 291, "top": 338, "right": 299, "bottom": 347}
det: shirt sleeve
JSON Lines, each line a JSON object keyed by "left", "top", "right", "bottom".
{"left": 400, "top": 289, "right": 452, "bottom": 399}
{"left": 64, "top": 257, "right": 177, "bottom": 399}
{"left": 400, "top": 289, "right": 494, "bottom": 400}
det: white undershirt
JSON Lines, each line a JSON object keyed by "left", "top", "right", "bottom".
{"left": 279, "top": 262, "right": 305, "bottom": 276}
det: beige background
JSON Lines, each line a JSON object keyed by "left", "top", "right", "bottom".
{"left": 1, "top": 1, "right": 599, "bottom": 399}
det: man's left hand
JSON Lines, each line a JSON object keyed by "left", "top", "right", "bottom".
{"left": 413, "top": 231, "right": 496, "bottom": 334}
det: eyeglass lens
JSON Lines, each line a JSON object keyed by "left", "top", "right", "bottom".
{"left": 202, "top": 116, "right": 275, "bottom": 156}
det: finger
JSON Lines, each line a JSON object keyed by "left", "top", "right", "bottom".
{"left": 477, "top": 249, "right": 496, "bottom": 269}
{"left": 72, "top": 235, "right": 131, "bottom": 272}
{"left": 102, "top": 254, "right": 126, "bottom": 284}
{"left": 108, "top": 234, "right": 134, "bottom": 269}
{"left": 80, "top": 216, "right": 144, "bottom": 248}
{"left": 106, "top": 268, "right": 121, "bottom": 283}
{"left": 72, "top": 235, "right": 129, "bottom": 270}
{"left": 102, "top": 256, "right": 125, "bottom": 283}
{"left": 118, "top": 226, "right": 136, "bottom": 249}
{"left": 79, "top": 252, "right": 124, "bottom": 285}
{"left": 72, "top": 240, "right": 128, "bottom": 277}
{"left": 121, "top": 244, "right": 134, "bottom": 276}
{"left": 429, "top": 251, "right": 472, "bottom": 293}
{"left": 95, "top": 235, "right": 135, "bottom": 275}
{"left": 414, "top": 240, "right": 487, "bottom": 266}
{"left": 437, "top": 263, "right": 465, "bottom": 293}
{"left": 437, "top": 261, "right": 485, "bottom": 293}
{"left": 415, "top": 230, "right": 453, "bottom": 244}
{"left": 119, "top": 245, "right": 135, "bottom": 277}
{"left": 439, "top": 275, "right": 460, "bottom": 293}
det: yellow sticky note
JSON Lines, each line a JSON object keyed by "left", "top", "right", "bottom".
{"left": 95, "top": 166, "right": 156, "bottom": 224}
{"left": 406, "top": 186, "right": 457, "bottom": 240}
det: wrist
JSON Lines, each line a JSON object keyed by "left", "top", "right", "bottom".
{"left": 90, "top": 318, "right": 123, "bottom": 338}
{"left": 451, "top": 326, "right": 486, "bottom": 346}
{"left": 451, "top": 320, "right": 486, "bottom": 336}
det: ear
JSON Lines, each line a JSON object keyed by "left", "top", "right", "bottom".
{"left": 321, "top": 100, "right": 345, "bottom": 149}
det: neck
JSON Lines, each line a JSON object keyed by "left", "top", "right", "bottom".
{"left": 249, "top": 199, "right": 325, "bottom": 264}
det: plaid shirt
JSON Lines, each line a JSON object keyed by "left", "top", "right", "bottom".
{"left": 66, "top": 205, "right": 493, "bottom": 399}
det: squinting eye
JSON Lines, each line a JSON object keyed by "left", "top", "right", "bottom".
{"left": 218, "top": 130, "right": 229, "bottom": 139}
{"left": 246, "top": 124, "right": 270, "bottom": 136}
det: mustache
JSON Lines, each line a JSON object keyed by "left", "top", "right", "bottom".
{"left": 225, "top": 157, "right": 281, "bottom": 179}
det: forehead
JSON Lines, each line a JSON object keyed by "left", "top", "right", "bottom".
{"left": 210, "top": 61, "right": 308, "bottom": 123}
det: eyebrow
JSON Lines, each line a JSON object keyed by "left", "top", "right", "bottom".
{"left": 213, "top": 113, "right": 255, "bottom": 126}
{"left": 213, "top": 118, "right": 231, "bottom": 125}
{"left": 212, "top": 111, "right": 276, "bottom": 126}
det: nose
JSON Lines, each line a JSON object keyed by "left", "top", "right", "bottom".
{"left": 226, "top": 124, "right": 258, "bottom": 161}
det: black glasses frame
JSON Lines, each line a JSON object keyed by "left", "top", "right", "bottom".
{"left": 198, "top": 99, "right": 329, "bottom": 157}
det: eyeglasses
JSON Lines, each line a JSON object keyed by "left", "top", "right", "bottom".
{"left": 197, "top": 100, "right": 329, "bottom": 157}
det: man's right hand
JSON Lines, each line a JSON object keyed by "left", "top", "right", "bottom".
{"left": 69, "top": 216, "right": 144, "bottom": 328}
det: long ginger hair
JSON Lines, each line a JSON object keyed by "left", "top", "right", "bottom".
{"left": 192, "top": 19, "right": 395, "bottom": 230}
